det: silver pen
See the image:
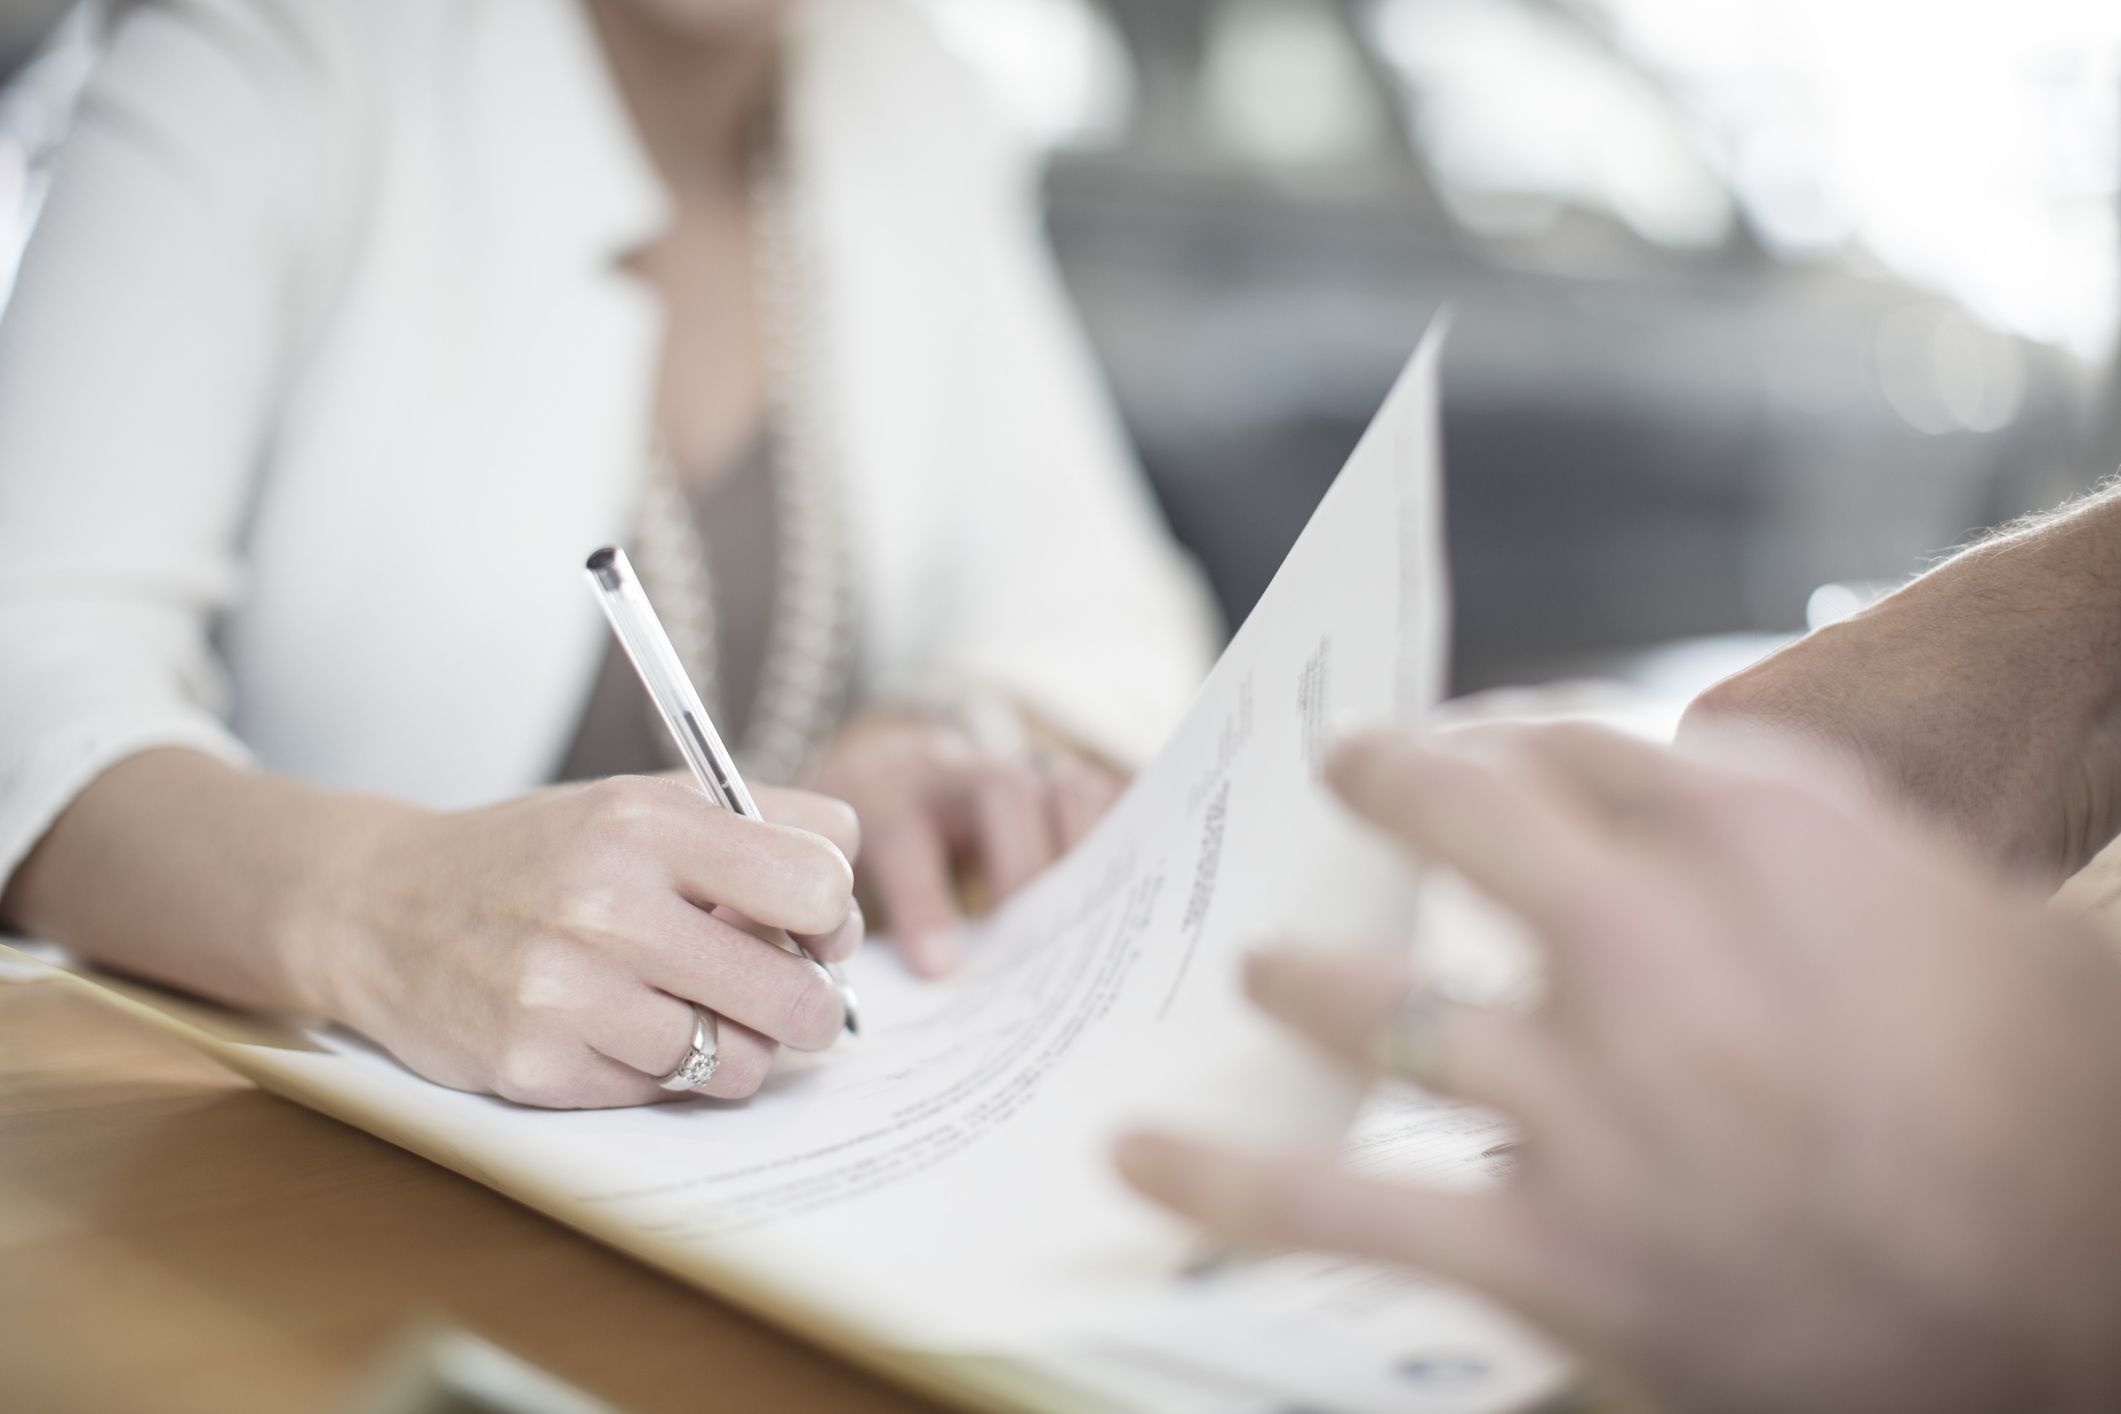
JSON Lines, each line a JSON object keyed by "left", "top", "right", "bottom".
{"left": 583, "top": 546, "right": 860, "bottom": 1037}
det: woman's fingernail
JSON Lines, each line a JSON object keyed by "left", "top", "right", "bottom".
{"left": 908, "top": 934, "right": 958, "bottom": 976}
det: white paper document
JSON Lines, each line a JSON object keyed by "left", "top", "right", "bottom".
{"left": 11, "top": 325, "right": 1568, "bottom": 1411}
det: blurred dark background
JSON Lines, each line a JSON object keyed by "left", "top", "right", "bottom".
{"left": 9, "top": 0, "right": 2117, "bottom": 694}
{"left": 919, "top": 0, "right": 2118, "bottom": 692}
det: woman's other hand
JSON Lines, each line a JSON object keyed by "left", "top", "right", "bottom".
{"left": 312, "top": 777, "right": 861, "bottom": 1109}
{"left": 806, "top": 711, "right": 1122, "bottom": 976}
{"left": 1119, "top": 724, "right": 2121, "bottom": 1414}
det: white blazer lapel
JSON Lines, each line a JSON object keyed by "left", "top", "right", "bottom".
{"left": 268, "top": 0, "right": 671, "bottom": 805}
{"left": 427, "top": 0, "right": 671, "bottom": 793}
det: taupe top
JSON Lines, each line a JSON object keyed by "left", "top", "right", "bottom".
{"left": 557, "top": 431, "right": 777, "bottom": 781}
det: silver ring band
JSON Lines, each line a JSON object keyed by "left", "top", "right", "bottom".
{"left": 1368, "top": 987, "right": 1451, "bottom": 1091}
{"left": 657, "top": 1005, "right": 721, "bottom": 1091}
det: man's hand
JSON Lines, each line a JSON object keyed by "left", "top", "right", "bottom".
{"left": 1684, "top": 494, "right": 2121, "bottom": 881}
{"left": 1119, "top": 725, "right": 2121, "bottom": 1414}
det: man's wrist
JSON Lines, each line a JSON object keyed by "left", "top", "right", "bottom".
{"left": 1905, "top": 491, "right": 2121, "bottom": 722}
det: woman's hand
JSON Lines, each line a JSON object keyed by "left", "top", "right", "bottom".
{"left": 806, "top": 711, "right": 1122, "bottom": 975}
{"left": 310, "top": 775, "right": 862, "bottom": 1109}
{"left": 1119, "top": 725, "right": 2121, "bottom": 1414}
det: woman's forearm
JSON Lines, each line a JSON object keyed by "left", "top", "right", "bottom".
{"left": 0, "top": 748, "right": 418, "bottom": 1017}
{"left": 0, "top": 750, "right": 864, "bottom": 1108}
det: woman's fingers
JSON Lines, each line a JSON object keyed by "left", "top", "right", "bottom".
{"left": 586, "top": 1055, "right": 683, "bottom": 1108}
{"left": 800, "top": 716, "right": 1133, "bottom": 960}
{"left": 678, "top": 1016, "right": 779, "bottom": 1100}
{"left": 713, "top": 785, "right": 866, "bottom": 959}
{"left": 646, "top": 792, "right": 854, "bottom": 937}
{"left": 716, "top": 897, "right": 867, "bottom": 968}
{"left": 862, "top": 810, "right": 963, "bottom": 976}
{"left": 754, "top": 785, "right": 863, "bottom": 863}
{"left": 539, "top": 1052, "right": 674, "bottom": 1110}
{"left": 1115, "top": 1133, "right": 1544, "bottom": 1303}
{"left": 649, "top": 774, "right": 862, "bottom": 864}
{"left": 484, "top": 1035, "right": 672, "bottom": 1110}
{"left": 796, "top": 897, "right": 865, "bottom": 965}
{"left": 590, "top": 988, "right": 782, "bottom": 1100}
{"left": 972, "top": 758, "right": 1058, "bottom": 900}
{"left": 585, "top": 986, "right": 697, "bottom": 1077}
{"left": 1047, "top": 753, "right": 1123, "bottom": 850}
{"left": 634, "top": 901, "right": 847, "bottom": 1050}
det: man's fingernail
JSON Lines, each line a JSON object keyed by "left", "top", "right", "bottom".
{"left": 1242, "top": 943, "right": 1309, "bottom": 998}
{"left": 1323, "top": 736, "right": 1368, "bottom": 788}
{"left": 1326, "top": 709, "right": 1370, "bottom": 745}
{"left": 1241, "top": 943, "right": 1290, "bottom": 977}
{"left": 1112, "top": 1130, "right": 1163, "bottom": 1174}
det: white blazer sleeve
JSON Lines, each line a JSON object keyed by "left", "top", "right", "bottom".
{"left": 0, "top": 0, "right": 351, "bottom": 892}
{"left": 923, "top": 107, "right": 1221, "bottom": 767}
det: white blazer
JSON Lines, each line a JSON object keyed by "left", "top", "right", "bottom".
{"left": 0, "top": 0, "right": 1219, "bottom": 889}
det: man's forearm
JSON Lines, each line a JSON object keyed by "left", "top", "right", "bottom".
{"left": 1686, "top": 481, "right": 2121, "bottom": 877}
{"left": 1893, "top": 483, "right": 2121, "bottom": 728}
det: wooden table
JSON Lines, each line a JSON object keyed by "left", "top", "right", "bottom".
{"left": 0, "top": 978, "right": 944, "bottom": 1414}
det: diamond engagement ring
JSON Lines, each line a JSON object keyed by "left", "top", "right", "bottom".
{"left": 657, "top": 1005, "right": 721, "bottom": 1092}
{"left": 1367, "top": 986, "right": 1452, "bottom": 1092}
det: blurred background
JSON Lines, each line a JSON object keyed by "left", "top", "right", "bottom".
{"left": 10, "top": 0, "right": 2120, "bottom": 695}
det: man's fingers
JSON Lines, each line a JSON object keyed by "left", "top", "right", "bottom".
{"left": 1447, "top": 722, "right": 1713, "bottom": 828}
{"left": 1327, "top": 731, "right": 1644, "bottom": 943}
{"left": 1241, "top": 945, "right": 1413, "bottom": 1070}
{"left": 1483, "top": 724, "right": 1911, "bottom": 995}
{"left": 1244, "top": 947, "right": 1574, "bottom": 1123}
{"left": 1115, "top": 1134, "right": 1543, "bottom": 1302}
{"left": 862, "top": 812, "right": 964, "bottom": 976}
{"left": 1466, "top": 720, "right": 1866, "bottom": 848}
{"left": 754, "top": 785, "right": 863, "bottom": 863}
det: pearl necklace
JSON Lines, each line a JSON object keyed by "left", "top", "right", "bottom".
{"left": 630, "top": 139, "right": 855, "bottom": 787}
